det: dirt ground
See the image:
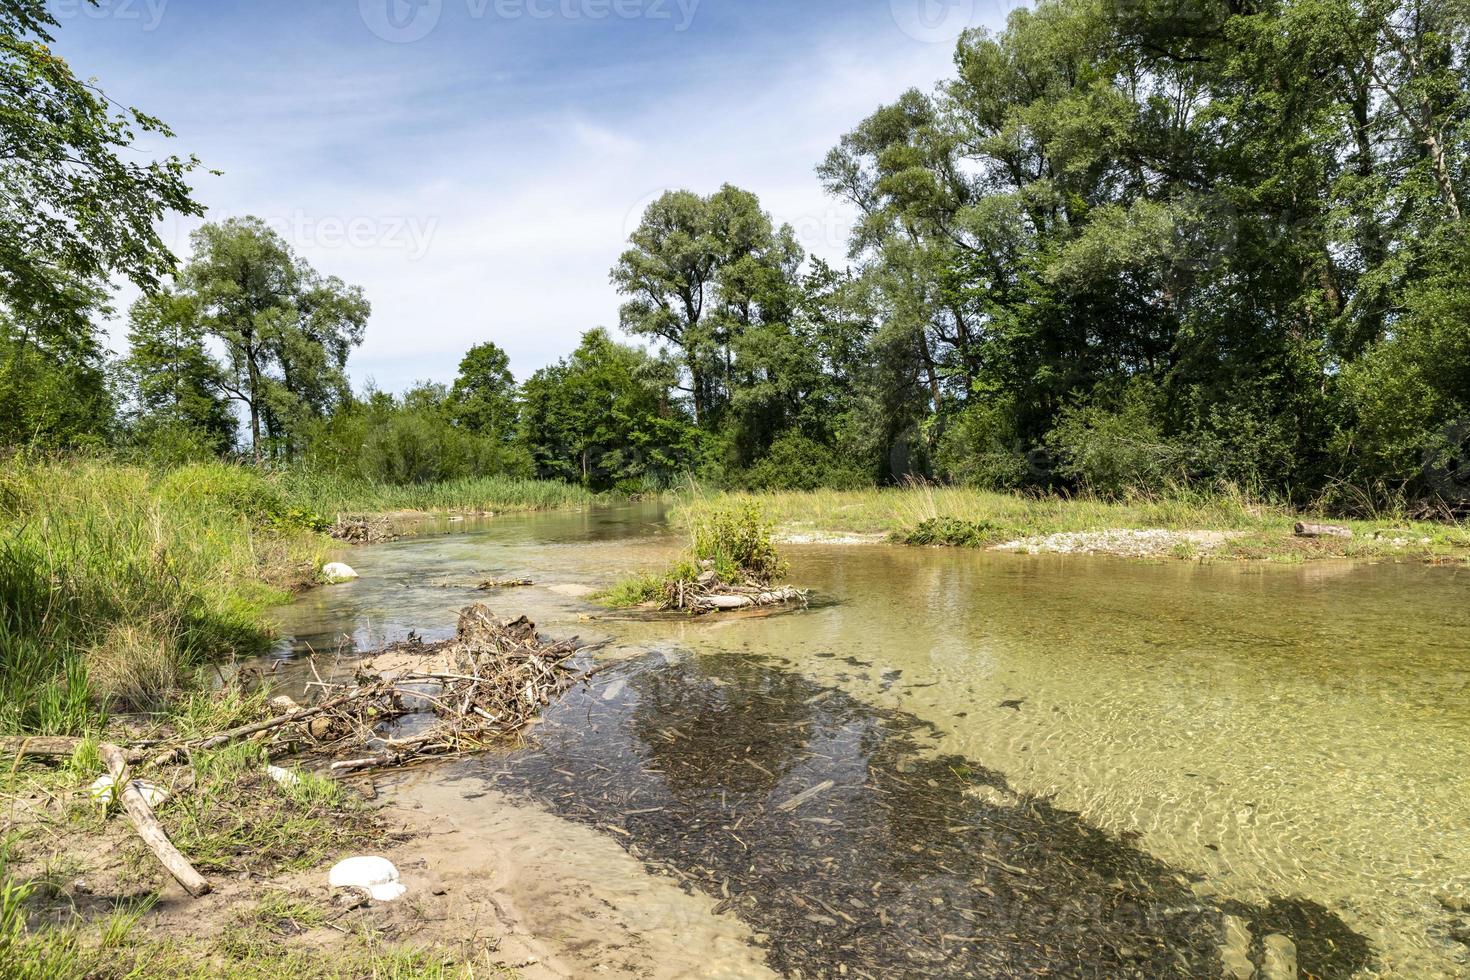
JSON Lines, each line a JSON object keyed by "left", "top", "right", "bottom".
{"left": 6, "top": 764, "right": 774, "bottom": 978}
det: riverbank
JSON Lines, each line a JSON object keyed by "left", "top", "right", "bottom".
{"left": 673, "top": 486, "right": 1470, "bottom": 563}
{"left": 0, "top": 458, "right": 601, "bottom": 977}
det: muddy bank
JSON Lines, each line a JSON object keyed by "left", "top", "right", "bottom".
{"left": 458, "top": 650, "right": 1372, "bottom": 978}
{"left": 382, "top": 777, "right": 775, "bottom": 979}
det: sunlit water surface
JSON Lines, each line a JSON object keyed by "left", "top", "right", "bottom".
{"left": 268, "top": 505, "right": 1470, "bottom": 976}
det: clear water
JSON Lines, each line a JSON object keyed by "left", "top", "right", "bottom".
{"left": 269, "top": 505, "right": 1470, "bottom": 976}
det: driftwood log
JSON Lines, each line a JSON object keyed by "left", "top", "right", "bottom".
{"left": 697, "top": 587, "right": 806, "bottom": 611}
{"left": 0, "top": 738, "right": 209, "bottom": 897}
{"left": 1295, "top": 522, "right": 1354, "bottom": 540}
{"left": 99, "top": 744, "right": 211, "bottom": 897}
{"left": 0, "top": 737, "right": 143, "bottom": 764}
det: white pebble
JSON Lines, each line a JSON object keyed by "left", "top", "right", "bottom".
{"left": 321, "top": 562, "right": 359, "bottom": 584}
{"left": 328, "top": 856, "right": 407, "bottom": 902}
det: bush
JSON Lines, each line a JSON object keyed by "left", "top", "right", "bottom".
{"left": 740, "top": 432, "right": 872, "bottom": 492}
{"left": 935, "top": 397, "right": 1031, "bottom": 490}
{"left": 1044, "top": 383, "right": 1189, "bottom": 498}
{"left": 690, "top": 504, "right": 787, "bottom": 584}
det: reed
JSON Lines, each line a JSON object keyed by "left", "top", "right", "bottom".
{"left": 275, "top": 470, "right": 599, "bottom": 517}
{"left": 0, "top": 458, "right": 322, "bottom": 734}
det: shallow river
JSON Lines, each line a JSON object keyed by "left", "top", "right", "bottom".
{"left": 270, "top": 505, "right": 1470, "bottom": 977}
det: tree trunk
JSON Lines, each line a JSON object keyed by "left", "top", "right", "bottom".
{"left": 689, "top": 359, "right": 705, "bottom": 427}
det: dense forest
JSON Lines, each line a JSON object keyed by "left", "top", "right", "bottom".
{"left": 3, "top": 0, "right": 1468, "bottom": 510}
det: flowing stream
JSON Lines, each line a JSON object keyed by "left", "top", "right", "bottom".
{"left": 268, "top": 504, "right": 1470, "bottom": 977}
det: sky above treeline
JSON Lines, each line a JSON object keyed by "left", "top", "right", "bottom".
{"left": 54, "top": 0, "right": 1014, "bottom": 393}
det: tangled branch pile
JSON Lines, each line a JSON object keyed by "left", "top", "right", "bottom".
{"left": 1, "top": 604, "right": 588, "bottom": 901}
{"left": 302, "top": 604, "right": 585, "bottom": 771}
{"left": 329, "top": 516, "right": 397, "bottom": 544}
{"left": 665, "top": 569, "right": 808, "bottom": 613}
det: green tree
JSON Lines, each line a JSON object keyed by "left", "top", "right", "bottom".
{"left": 519, "top": 329, "right": 696, "bottom": 490}
{"left": 0, "top": 1, "right": 204, "bottom": 448}
{"left": 450, "top": 341, "right": 518, "bottom": 440}
{"left": 123, "top": 290, "right": 234, "bottom": 457}
{"left": 182, "top": 218, "right": 369, "bottom": 460}
{"left": 612, "top": 185, "right": 802, "bottom": 427}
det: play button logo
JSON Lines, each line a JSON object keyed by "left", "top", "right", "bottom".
{"left": 361, "top": 0, "right": 442, "bottom": 43}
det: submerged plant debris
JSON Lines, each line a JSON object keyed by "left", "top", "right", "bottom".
{"left": 465, "top": 651, "right": 1373, "bottom": 978}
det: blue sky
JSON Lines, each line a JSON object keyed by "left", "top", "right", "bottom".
{"left": 52, "top": 0, "right": 1013, "bottom": 392}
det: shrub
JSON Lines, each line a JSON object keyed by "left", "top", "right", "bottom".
{"left": 1044, "top": 383, "right": 1189, "bottom": 498}
{"left": 936, "top": 397, "right": 1031, "bottom": 490}
{"left": 690, "top": 504, "right": 786, "bottom": 584}
{"left": 741, "top": 432, "right": 872, "bottom": 492}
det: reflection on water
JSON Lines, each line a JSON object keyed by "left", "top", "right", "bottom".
{"left": 269, "top": 505, "right": 1470, "bottom": 975}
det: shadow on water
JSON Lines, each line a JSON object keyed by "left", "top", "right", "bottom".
{"left": 461, "top": 650, "right": 1373, "bottom": 978}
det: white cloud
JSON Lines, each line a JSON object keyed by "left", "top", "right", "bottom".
{"left": 95, "top": 16, "right": 965, "bottom": 393}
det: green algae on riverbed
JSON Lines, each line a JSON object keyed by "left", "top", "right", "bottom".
{"left": 463, "top": 650, "right": 1372, "bottom": 978}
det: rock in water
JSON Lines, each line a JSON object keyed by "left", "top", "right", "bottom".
{"left": 1262, "top": 934, "right": 1298, "bottom": 979}
{"left": 1219, "top": 915, "right": 1254, "bottom": 979}
{"left": 328, "top": 856, "right": 406, "bottom": 902}
{"left": 321, "top": 562, "right": 360, "bottom": 584}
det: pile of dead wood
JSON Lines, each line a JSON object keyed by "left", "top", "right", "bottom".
{"left": 309, "top": 604, "right": 585, "bottom": 773}
{"left": 0, "top": 604, "right": 591, "bottom": 901}
{"left": 329, "top": 516, "right": 397, "bottom": 545}
{"left": 665, "top": 568, "right": 807, "bottom": 613}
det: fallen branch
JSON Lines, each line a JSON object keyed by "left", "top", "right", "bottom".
{"left": 0, "top": 737, "right": 143, "bottom": 764}
{"left": 98, "top": 744, "right": 210, "bottom": 897}
{"left": 150, "top": 691, "right": 369, "bottom": 766}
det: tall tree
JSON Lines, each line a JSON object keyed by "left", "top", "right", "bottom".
{"left": 182, "top": 218, "right": 369, "bottom": 460}
{"left": 450, "top": 341, "right": 518, "bottom": 440}
{"left": 123, "top": 290, "right": 234, "bottom": 455}
{"left": 519, "top": 329, "right": 696, "bottom": 490}
{"left": 0, "top": 0, "right": 204, "bottom": 448}
{"left": 612, "top": 185, "right": 803, "bottom": 426}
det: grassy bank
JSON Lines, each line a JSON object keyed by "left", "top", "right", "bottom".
{"left": 0, "top": 458, "right": 603, "bottom": 736}
{"left": 0, "top": 457, "right": 569, "bottom": 976}
{"left": 673, "top": 485, "right": 1470, "bottom": 562}
{"left": 276, "top": 470, "right": 598, "bottom": 518}
{"left": 0, "top": 459, "right": 329, "bottom": 735}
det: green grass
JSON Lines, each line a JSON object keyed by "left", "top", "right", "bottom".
{"left": 0, "top": 457, "right": 325, "bottom": 735}
{"left": 276, "top": 469, "right": 599, "bottom": 518}
{"left": 672, "top": 483, "right": 1470, "bottom": 562}
{"left": 598, "top": 504, "right": 787, "bottom": 608}
{"left": 597, "top": 570, "right": 676, "bottom": 609}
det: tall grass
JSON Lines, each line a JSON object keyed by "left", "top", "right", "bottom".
{"left": 276, "top": 470, "right": 599, "bottom": 517}
{"left": 675, "top": 482, "right": 1280, "bottom": 536}
{"left": 0, "top": 458, "right": 322, "bottom": 734}
{"left": 672, "top": 481, "right": 1470, "bottom": 560}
